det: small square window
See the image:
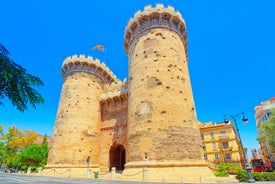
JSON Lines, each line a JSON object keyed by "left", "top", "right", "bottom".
{"left": 210, "top": 132, "right": 215, "bottom": 139}
{"left": 225, "top": 154, "right": 231, "bottom": 160}
{"left": 201, "top": 133, "right": 204, "bottom": 140}
{"left": 214, "top": 154, "right": 219, "bottom": 160}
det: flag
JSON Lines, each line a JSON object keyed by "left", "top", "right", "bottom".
{"left": 92, "top": 45, "right": 105, "bottom": 52}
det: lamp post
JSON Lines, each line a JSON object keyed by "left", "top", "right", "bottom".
{"left": 224, "top": 112, "right": 255, "bottom": 183}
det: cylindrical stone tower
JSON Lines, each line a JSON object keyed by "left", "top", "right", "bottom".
{"left": 46, "top": 55, "right": 117, "bottom": 169}
{"left": 124, "top": 4, "right": 213, "bottom": 181}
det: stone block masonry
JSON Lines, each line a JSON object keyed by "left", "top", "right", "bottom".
{"left": 45, "top": 3, "right": 219, "bottom": 183}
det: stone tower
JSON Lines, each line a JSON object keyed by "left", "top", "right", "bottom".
{"left": 46, "top": 55, "right": 118, "bottom": 169}
{"left": 123, "top": 4, "right": 213, "bottom": 180}
{"left": 46, "top": 4, "right": 217, "bottom": 182}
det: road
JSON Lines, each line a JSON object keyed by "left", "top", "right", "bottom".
{"left": 0, "top": 173, "right": 275, "bottom": 184}
{"left": 0, "top": 173, "right": 158, "bottom": 184}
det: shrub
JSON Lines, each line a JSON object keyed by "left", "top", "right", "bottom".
{"left": 236, "top": 170, "right": 275, "bottom": 182}
{"left": 262, "top": 172, "right": 275, "bottom": 181}
{"left": 236, "top": 170, "right": 247, "bottom": 182}
{"left": 215, "top": 163, "right": 242, "bottom": 174}
{"left": 214, "top": 171, "right": 229, "bottom": 177}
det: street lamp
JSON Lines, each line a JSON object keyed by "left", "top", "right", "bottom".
{"left": 224, "top": 112, "right": 255, "bottom": 183}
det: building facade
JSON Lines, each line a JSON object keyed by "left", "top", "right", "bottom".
{"left": 199, "top": 122, "right": 242, "bottom": 166}
{"left": 255, "top": 97, "right": 275, "bottom": 170}
{"left": 45, "top": 4, "right": 215, "bottom": 182}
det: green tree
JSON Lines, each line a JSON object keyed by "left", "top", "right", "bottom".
{"left": 215, "top": 163, "right": 242, "bottom": 174}
{"left": 257, "top": 108, "right": 275, "bottom": 155}
{"left": 17, "top": 142, "right": 49, "bottom": 170}
{"left": 0, "top": 43, "right": 44, "bottom": 112}
{"left": 0, "top": 126, "right": 38, "bottom": 168}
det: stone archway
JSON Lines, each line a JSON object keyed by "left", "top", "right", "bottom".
{"left": 109, "top": 144, "right": 125, "bottom": 171}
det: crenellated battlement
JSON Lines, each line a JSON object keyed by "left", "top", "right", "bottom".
{"left": 124, "top": 4, "right": 187, "bottom": 57}
{"left": 100, "top": 78, "right": 128, "bottom": 102}
{"left": 62, "top": 54, "right": 119, "bottom": 84}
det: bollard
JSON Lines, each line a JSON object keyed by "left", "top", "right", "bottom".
{"left": 67, "top": 168, "right": 71, "bottom": 178}
{"left": 93, "top": 171, "right": 99, "bottom": 179}
{"left": 38, "top": 168, "right": 42, "bottom": 176}
{"left": 143, "top": 168, "right": 148, "bottom": 181}
{"left": 27, "top": 167, "right": 31, "bottom": 175}
{"left": 86, "top": 168, "right": 91, "bottom": 178}
{"left": 111, "top": 167, "right": 116, "bottom": 179}
{"left": 51, "top": 168, "right": 55, "bottom": 176}
{"left": 181, "top": 176, "right": 183, "bottom": 184}
{"left": 200, "top": 176, "right": 203, "bottom": 183}
{"left": 162, "top": 176, "right": 165, "bottom": 183}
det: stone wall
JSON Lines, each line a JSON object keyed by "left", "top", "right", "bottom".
{"left": 99, "top": 97, "right": 128, "bottom": 170}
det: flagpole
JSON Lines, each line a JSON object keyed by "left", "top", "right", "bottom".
{"left": 103, "top": 47, "right": 107, "bottom": 63}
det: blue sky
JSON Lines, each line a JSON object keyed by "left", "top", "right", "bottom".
{"left": 0, "top": 0, "right": 274, "bottom": 157}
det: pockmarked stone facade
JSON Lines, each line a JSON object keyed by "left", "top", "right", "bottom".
{"left": 46, "top": 4, "right": 215, "bottom": 182}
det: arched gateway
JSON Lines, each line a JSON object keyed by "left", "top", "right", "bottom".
{"left": 109, "top": 144, "right": 125, "bottom": 171}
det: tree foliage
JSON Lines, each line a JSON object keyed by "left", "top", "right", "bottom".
{"left": 0, "top": 43, "right": 44, "bottom": 112}
{"left": 0, "top": 125, "right": 39, "bottom": 168}
{"left": 17, "top": 142, "right": 49, "bottom": 170}
{"left": 257, "top": 108, "right": 275, "bottom": 155}
{"left": 215, "top": 163, "right": 242, "bottom": 174}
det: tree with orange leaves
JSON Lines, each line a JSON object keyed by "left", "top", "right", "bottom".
{"left": 0, "top": 125, "right": 38, "bottom": 168}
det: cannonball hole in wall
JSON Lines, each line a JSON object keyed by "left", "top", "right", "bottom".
{"left": 156, "top": 70, "right": 159, "bottom": 72}
{"left": 166, "top": 86, "right": 170, "bottom": 89}
{"left": 154, "top": 59, "right": 158, "bottom": 62}
{"left": 179, "top": 91, "right": 183, "bottom": 94}
{"left": 155, "top": 32, "right": 162, "bottom": 37}
{"left": 160, "top": 110, "right": 167, "bottom": 114}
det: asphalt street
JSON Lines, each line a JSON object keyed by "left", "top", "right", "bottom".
{"left": 0, "top": 173, "right": 275, "bottom": 184}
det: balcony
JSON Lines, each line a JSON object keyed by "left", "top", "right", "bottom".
{"left": 219, "top": 134, "right": 229, "bottom": 139}
{"left": 221, "top": 147, "right": 233, "bottom": 151}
